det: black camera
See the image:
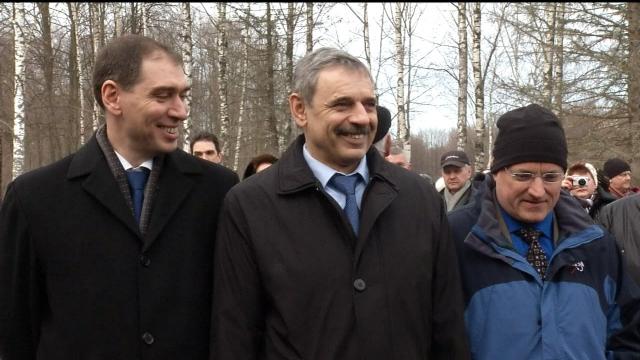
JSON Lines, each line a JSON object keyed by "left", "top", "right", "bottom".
{"left": 572, "top": 176, "right": 589, "bottom": 187}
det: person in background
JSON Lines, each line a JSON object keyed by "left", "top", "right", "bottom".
{"left": 213, "top": 47, "right": 469, "bottom": 360}
{"left": 447, "top": 103, "right": 640, "bottom": 360}
{"left": 440, "top": 150, "right": 474, "bottom": 211}
{"left": 191, "top": 131, "right": 223, "bottom": 164}
{"left": 560, "top": 161, "right": 598, "bottom": 214}
{"left": 0, "top": 34, "right": 238, "bottom": 359}
{"left": 602, "top": 157, "right": 639, "bottom": 198}
{"left": 385, "top": 142, "right": 411, "bottom": 170}
{"left": 242, "top": 153, "right": 278, "bottom": 180}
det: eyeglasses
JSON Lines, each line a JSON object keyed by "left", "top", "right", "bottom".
{"left": 504, "top": 167, "right": 564, "bottom": 183}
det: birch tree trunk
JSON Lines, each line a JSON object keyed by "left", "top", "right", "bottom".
{"left": 457, "top": 2, "right": 468, "bottom": 151}
{"left": 180, "top": 2, "right": 193, "bottom": 152}
{"left": 306, "top": 3, "right": 313, "bottom": 53}
{"left": 13, "top": 2, "right": 26, "bottom": 179}
{"left": 542, "top": 3, "right": 557, "bottom": 108}
{"left": 70, "top": 3, "right": 86, "bottom": 145}
{"left": 552, "top": 3, "right": 565, "bottom": 117}
{"left": 629, "top": 2, "right": 640, "bottom": 175}
{"left": 141, "top": 3, "right": 148, "bottom": 36}
{"left": 217, "top": 2, "right": 230, "bottom": 158}
{"left": 233, "top": 30, "right": 250, "bottom": 173}
{"left": 395, "top": 3, "right": 410, "bottom": 159}
{"left": 472, "top": 2, "right": 485, "bottom": 172}
{"left": 90, "top": 3, "right": 104, "bottom": 129}
{"left": 265, "top": 3, "right": 279, "bottom": 154}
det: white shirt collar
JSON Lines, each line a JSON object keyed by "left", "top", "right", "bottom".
{"left": 114, "top": 151, "right": 153, "bottom": 171}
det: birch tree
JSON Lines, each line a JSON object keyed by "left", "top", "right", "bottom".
{"left": 217, "top": 2, "right": 230, "bottom": 159}
{"left": 542, "top": 3, "right": 556, "bottom": 108}
{"left": 457, "top": 2, "right": 468, "bottom": 151}
{"left": 552, "top": 3, "right": 565, "bottom": 117}
{"left": 395, "top": 3, "right": 410, "bottom": 160}
{"left": 89, "top": 3, "right": 104, "bottom": 128}
{"left": 233, "top": 24, "right": 250, "bottom": 173}
{"left": 69, "top": 3, "right": 86, "bottom": 145}
{"left": 12, "top": 2, "right": 26, "bottom": 179}
{"left": 472, "top": 2, "right": 485, "bottom": 172}
{"left": 180, "top": 2, "right": 193, "bottom": 152}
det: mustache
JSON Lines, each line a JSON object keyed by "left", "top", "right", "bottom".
{"left": 335, "top": 125, "right": 371, "bottom": 136}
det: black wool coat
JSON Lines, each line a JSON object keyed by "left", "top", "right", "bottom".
{"left": 0, "top": 135, "right": 238, "bottom": 359}
{"left": 213, "top": 135, "right": 470, "bottom": 360}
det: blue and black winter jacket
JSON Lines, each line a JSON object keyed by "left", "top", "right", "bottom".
{"left": 448, "top": 176, "right": 640, "bottom": 360}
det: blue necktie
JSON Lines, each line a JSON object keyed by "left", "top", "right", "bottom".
{"left": 126, "top": 168, "right": 150, "bottom": 224}
{"left": 331, "top": 173, "right": 361, "bottom": 234}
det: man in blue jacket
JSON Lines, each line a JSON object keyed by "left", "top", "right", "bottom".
{"left": 448, "top": 103, "right": 640, "bottom": 359}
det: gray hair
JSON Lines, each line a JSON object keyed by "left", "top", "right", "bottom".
{"left": 292, "top": 47, "right": 373, "bottom": 104}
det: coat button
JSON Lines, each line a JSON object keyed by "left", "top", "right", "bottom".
{"left": 353, "top": 278, "right": 366, "bottom": 292}
{"left": 140, "top": 255, "right": 151, "bottom": 267}
{"left": 142, "top": 332, "right": 154, "bottom": 345}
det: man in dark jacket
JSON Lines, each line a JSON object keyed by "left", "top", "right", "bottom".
{"left": 213, "top": 47, "right": 469, "bottom": 360}
{"left": 0, "top": 35, "right": 238, "bottom": 359}
{"left": 598, "top": 194, "right": 640, "bottom": 286}
{"left": 448, "top": 104, "right": 640, "bottom": 359}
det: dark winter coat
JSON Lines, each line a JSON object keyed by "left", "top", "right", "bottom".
{"left": 598, "top": 193, "right": 640, "bottom": 286}
{"left": 213, "top": 135, "right": 470, "bottom": 360}
{"left": 0, "top": 135, "right": 238, "bottom": 359}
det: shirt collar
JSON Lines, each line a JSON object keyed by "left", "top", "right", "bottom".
{"left": 499, "top": 206, "right": 554, "bottom": 239}
{"left": 302, "top": 144, "right": 369, "bottom": 187}
{"left": 115, "top": 151, "right": 153, "bottom": 172}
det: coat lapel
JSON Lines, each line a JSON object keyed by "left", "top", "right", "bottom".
{"left": 68, "top": 137, "right": 141, "bottom": 237}
{"left": 143, "top": 151, "right": 199, "bottom": 251}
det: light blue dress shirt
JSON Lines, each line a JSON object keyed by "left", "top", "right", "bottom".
{"left": 302, "top": 144, "right": 369, "bottom": 209}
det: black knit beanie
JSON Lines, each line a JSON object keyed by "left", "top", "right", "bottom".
{"left": 603, "top": 158, "right": 631, "bottom": 179}
{"left": 490, "top": 104, "right": 567, "bottom": 173}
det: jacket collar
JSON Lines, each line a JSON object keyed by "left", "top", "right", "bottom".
{"left": 277, "top": 134, "right": 398, "bottom": 195}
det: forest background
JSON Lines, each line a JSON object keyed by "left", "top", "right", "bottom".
{"left": 1, "top": 2, "right": 639, "bottom": 199}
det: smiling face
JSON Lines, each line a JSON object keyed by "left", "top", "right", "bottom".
{"left": 103, "top": 51, "right": 189, "bottom": 166}
{"left": 290, "top": 66, "right": 377, "bottom": 173}
{"left": 494, "top": 162, "right": 563, "bottom": 224}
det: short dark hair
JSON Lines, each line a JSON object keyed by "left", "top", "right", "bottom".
{"left": 190, "top": 132, "right": 221, "bottom": 154}
{"left": 243, "top": 154, "right": 278, "bottom": 180}
{"left": 92, "top": 34, "right": 182, "bottom": 109}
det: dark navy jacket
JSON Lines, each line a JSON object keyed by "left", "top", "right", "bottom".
{"left": 448, "top": 176, "right": 640, "bottom": 360}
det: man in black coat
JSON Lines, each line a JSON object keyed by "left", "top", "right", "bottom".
{"left": 213, "top": 47, "right": 469, "bottom": 359}
{"left": 0, "top": 34, "right": 238, "bottom": 359}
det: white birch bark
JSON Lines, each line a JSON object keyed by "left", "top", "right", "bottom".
{"left": 141, "top": 3, "right": 148, "bottom": 36}
{"left": 553, "top": 3, "right": 565, "bottom": 117}
{"left": 217, "top": 2, "right": 230, "bottom": 157}
{"left": 90, "top": 3, "right": 103, "bottom": 129}
{"left": 180, "top": 2, "right": 193, "bottom": 152}
{"left": 395, "top": 3, "right": 410, "bottom": 160}
{"left": 12, "top": 2, "right": 26, "bottom": 179}
{"left": 472, "top": 2, "right": 485, "bottom": 172}
{"left": 457, "top": 2, "right": 468, "bottom": 151}
{"left": 233, "top": 30, "right": 250, "bottom": 173}
{"left": 543, "top": 3, "right": 556, "bottom": 108}
{"left": 71, "top": 3, "right": 86, "bottom": 145}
